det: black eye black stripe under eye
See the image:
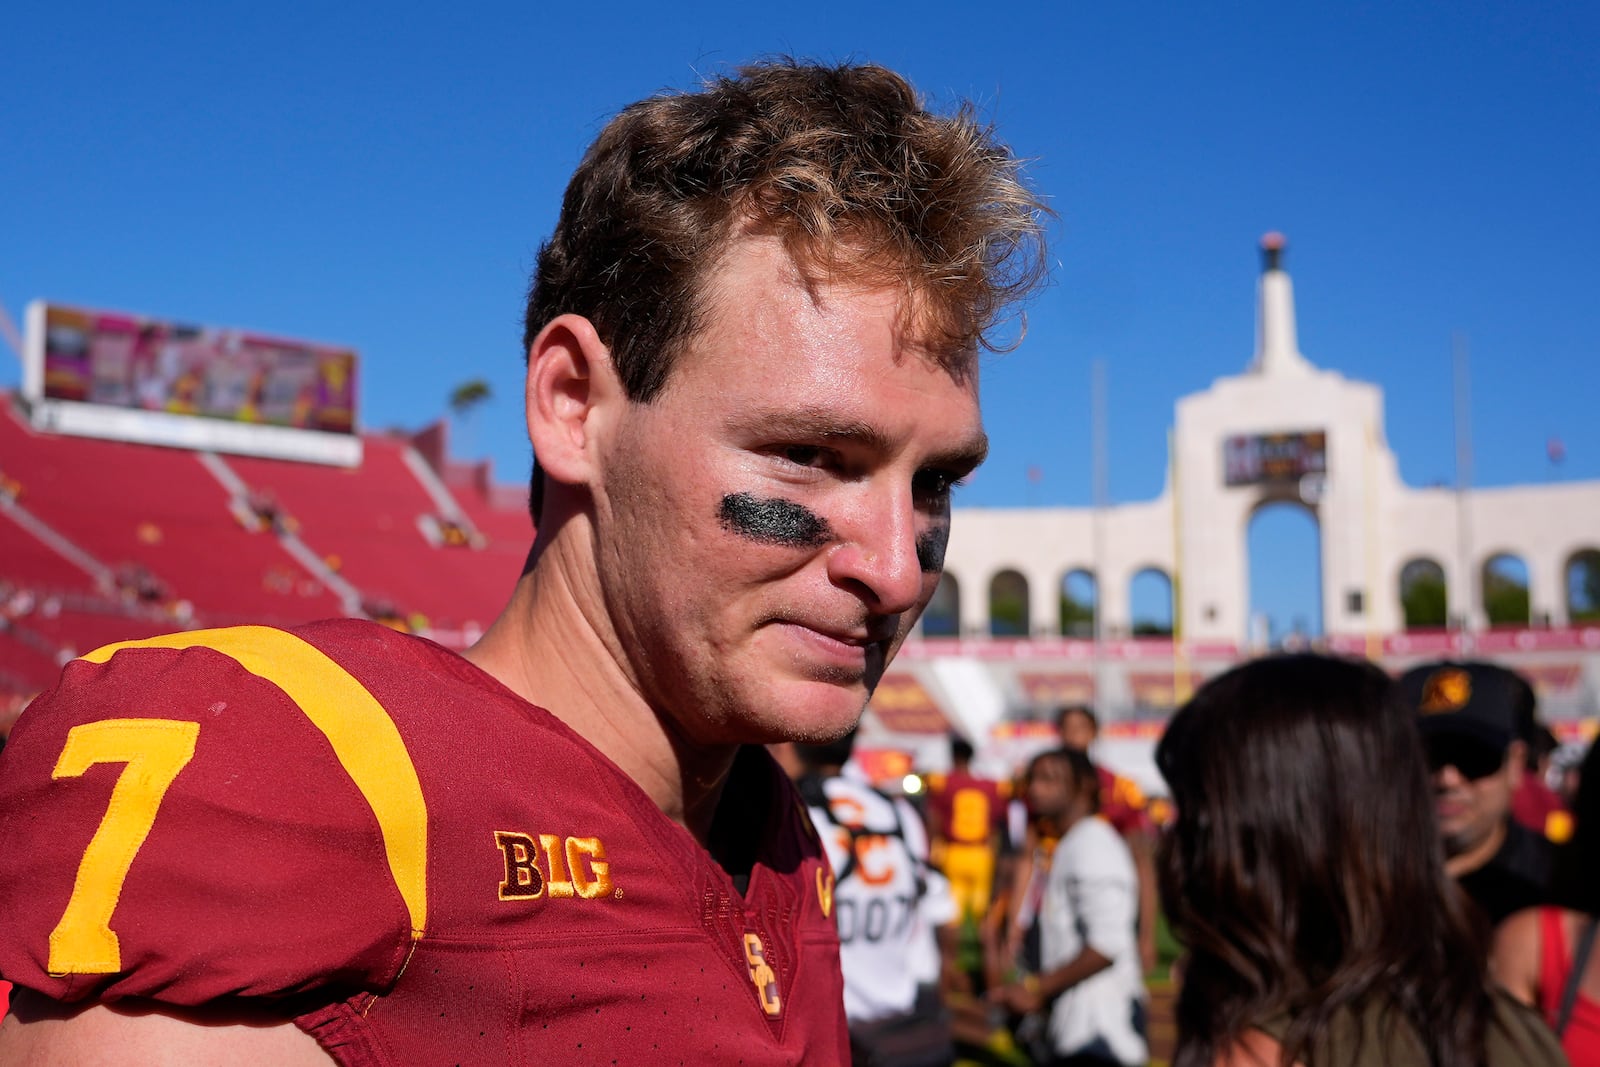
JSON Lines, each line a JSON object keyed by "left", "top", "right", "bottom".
{"left": 718, "top": 493, "right": 832, "bottom": 548}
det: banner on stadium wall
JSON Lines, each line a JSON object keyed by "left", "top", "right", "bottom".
{"left": 1017, "top": 671, "right": 1095, "bottom": 707}
{"left": 866, "top": 672, "right": 950, "bottom": 735}
{"left": 1128, "top": 670, "right": 1209, "bottom": 709}
{"left": 22, "top": 301, "right": 362, "bottom": 466}
{"left": 1223, "top": 429, "right": 1326, "bottom": 487}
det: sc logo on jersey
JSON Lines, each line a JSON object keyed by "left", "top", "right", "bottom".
{"left": 743, "top": 933, "right": 781, "bottom": 1017}
{"left": 494, "top": 831, "right": 614, "bottom": 901}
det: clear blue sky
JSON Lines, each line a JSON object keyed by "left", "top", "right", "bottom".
{"left": 3, "top": 2, "right": 1596, "bottom": 637}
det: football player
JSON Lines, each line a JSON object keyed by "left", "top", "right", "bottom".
{"left": 0, "top": 59, "right": 1046, "bottom": 1063}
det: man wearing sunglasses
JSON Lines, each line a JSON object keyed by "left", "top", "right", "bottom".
{"left": 1401, "top": 660, "right": 1554, "bottom": 927}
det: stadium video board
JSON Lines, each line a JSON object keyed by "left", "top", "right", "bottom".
{"left": 23, "top": 302, "right": 361, "bottom": 466}
{"left": 1223, "top": 430, "right": 1327, "bottom": 487}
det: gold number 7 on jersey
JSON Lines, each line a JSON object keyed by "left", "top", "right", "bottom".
{"left": 47, "top": 718, "right": 200, "bottom": 975}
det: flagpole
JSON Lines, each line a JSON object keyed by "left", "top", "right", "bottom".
{"left": 1453, "top": 331, "right": 1475, "bottom": 656}
{"left": 1170, "top": 427, "right": 1190, "bottom": 705}
{"left": 1091, "top": 359, "right": 1108, "bottom": 713}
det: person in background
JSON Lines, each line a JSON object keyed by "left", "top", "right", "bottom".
{"left": 924, "top": 734, "right": 1005, "bottom": 926}
{"left": 1400, "top": 660, "right": 1554, "bottom": 927}
{"left": 978, "top": 763, "right": 1037, "bottom": 1018}
{"left": 1056, "top": 705, "right": 1158, "bottom": 973}
{"left": 794, "top": 731, "right": 962, "bottom": 1067}
{"left": 1515, "top": 724, "right": 1573, "bottom": 844}
{"left": 988, "top": 763, "right": 1059, "bottom": 995}
{"left": 1493, "top": 738, "right": 1600, "bottom": 1065}
{"left": 991, "top": 748, "right": 1146, "bottom": 1067}
{"left": 1158, "top": 654, "right": 1564, "bottom": 1067}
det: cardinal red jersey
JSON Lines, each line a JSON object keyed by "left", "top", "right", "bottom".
{"left": 923, "top": 768, "right": 1004, "bottom": 922}
{"left": 1096, "top": 765, "right": 1153, "bottom": 838}
{"left": 924, "top": 769, "right": 1003, "bottom": 847}
{"left": 0, "top": 621, "right": 847, "bottom": 1065}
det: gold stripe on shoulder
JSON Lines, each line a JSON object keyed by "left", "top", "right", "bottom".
{"left": 84, "top": 626, "right": 428, "bottom": 939}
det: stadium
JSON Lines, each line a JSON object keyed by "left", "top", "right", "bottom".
{"left": 0, "top": 302, "right": 532, "bottom": 721}
{"left": 3, "top": 240, "right": 1598, "bottom": 791}
{"left": 876, "top": 238, "right": 1600, "bottom": 789}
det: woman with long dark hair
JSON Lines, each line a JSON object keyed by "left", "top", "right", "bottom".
{"left": 1156, "top": 654, "right": 1563, "bottom": 1066}
{"left": 1493, "top": 738, "right": 1600, "bottom": 1064}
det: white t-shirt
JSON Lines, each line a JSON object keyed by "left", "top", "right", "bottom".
{"left": 1038, "top": 815, "right": 1148, "bottom": 1065}
{"left": 808, "top": 772, "right": 958, "bottom": 1023}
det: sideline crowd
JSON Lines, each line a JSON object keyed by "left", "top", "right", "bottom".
{"left": 795, "top": 657, "right": 1596, "bottom": 1067}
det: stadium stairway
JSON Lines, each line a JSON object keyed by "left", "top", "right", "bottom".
{"left": 222, "top": 436, "right": 521, "bottom": 635}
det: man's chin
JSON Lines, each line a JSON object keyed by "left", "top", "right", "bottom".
{"left": 754, "top": 677, "right": 869, "bottom": 745}
{"left": 1439, "top": 827, "right": 1477, "bottom": 856}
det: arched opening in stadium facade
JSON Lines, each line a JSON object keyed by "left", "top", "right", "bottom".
{"left": 1565, "top": 548, "right": 1600, "bottom": 623}
{"left": 1399, "top": 557, "right": 1449, "bottom": 631}
{"left": 989, "top": 569, "right": 1030, "bottom": 638}
{"left": 1245, "top": 500, "right": 1322, "bottom": 648}
{"left": 1059, "top": 568, "right": 1097, "bottom": 638}
{"left": 921, "top": 573, "right": 961, "bottom": 637}
{"left": 1482, "top": 553, "right": 1531, "bottom": 627}
{"left": 1128, "top": 567, "right": 1173, "bottom": 637}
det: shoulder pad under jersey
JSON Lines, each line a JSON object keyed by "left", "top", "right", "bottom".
{"left": 0, "top": 626, "right": 423, "bottom": 1005}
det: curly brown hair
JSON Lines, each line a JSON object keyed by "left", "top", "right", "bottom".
{"left": 521, "top": 57, "right": 1049, "bottom": 521}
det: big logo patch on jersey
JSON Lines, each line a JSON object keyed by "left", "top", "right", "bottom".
{"left": 494, "top": 831, "right": 614, "bottom": 900}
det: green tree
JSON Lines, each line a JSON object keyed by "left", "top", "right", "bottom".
{"left": 449, "top": 379, "right": 491, "bottom": 419}
{"left": 1060, "top": 591, "right": 1094, "bottom": 637}
{"left": 448, "top": 379, "right": 492, "bottom": 457}
{"left": 1400, "top": 562, "right": 1448, "bottom": 629}
{"left": 990, "top": 572, "right": 1029, "bottom": 637}
{"left": 1059, "top": 572, "right": 1096, "bottom": 637}
{"left": 1483, "top": 558, "right": 1530, "bottom": 626}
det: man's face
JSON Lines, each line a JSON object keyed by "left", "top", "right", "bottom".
{"left": 1026, "top": 756, "right": 1075, "bottom": 821}
{"left": 1427, "top": 733, "right": 1522, "bottom": 858}
{"left": 590, "top": 236, "right": 986, "bottom": 746}
{"left": 1058, "top": 709, "right": 1096, "bottom": 753}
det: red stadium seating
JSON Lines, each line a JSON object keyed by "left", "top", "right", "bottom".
{"left": 406, "top": 420, "right": 534, "bottom": 570}
{"left": 0, "top": 394, "right": 536, "bottom": 700}
{"left": 18, "top": 604, "right": 185, "bottom": 660}
{"left": 0, "top": 508, "right": 100, "bottom": 596}
{"left": 223, "top": 437, "right": 518, "bottom": 632}
{"left": 0, "top": 396, "right": 344, "bottom": 627}
{"left": 0, "top": 627, "right": 62, "bottom": 696}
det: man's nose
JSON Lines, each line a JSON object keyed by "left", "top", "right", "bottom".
{"left": 825, "top": 487, "right": 925, "bottom": 615}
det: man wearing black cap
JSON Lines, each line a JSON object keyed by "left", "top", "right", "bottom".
{"left": 1401, "top": 660, "right": 1554, "bottom": 927}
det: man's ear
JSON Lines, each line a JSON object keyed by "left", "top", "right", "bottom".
{"left": 525, "top": 314, "right": 622, "bottom": 492}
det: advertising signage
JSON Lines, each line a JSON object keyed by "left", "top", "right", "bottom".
{"left": 1223, "top": 430, "right": 1327, "bottom": 487}
{"left": 24, "top": 302, "right": 361, "bottom": 466}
